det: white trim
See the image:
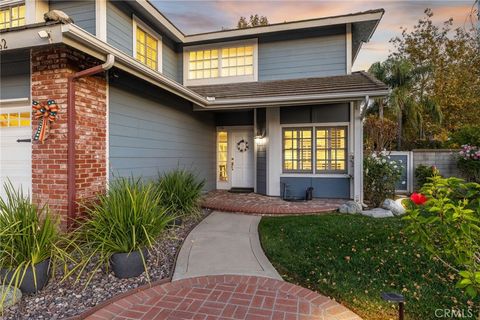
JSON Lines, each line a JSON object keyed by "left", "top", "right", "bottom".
{"left": 25, "top": 0, "right": 35, "bottom": 25}
{"left": 253, "top": 109, "right": 257, "bottom": 193}
{"left": 352, "top": 101, "right": 363, "bottom": 202}
{"left": 183, "top": 39, "right": 258, "bottom": 86}
{"left": 184, "top": 11, "right": 384, "bottom": 43}
{"left": 95, "top": 0, "right": 107, "bottom": 42}
{"left": 280, "top": 173, "right": 349, "bottom": 178}
{"left": 0, "top": 0, "right": 23, "bottom": 9}
{"left": 0, "top": 98, "right": 29, "bottom": 107}
{"left": 346, "top": 23, "right": 352, "bottom": 74}
{"left": 266, "top": 107, "right": 281, "bottom": 196}
{"left": 281, "top": 122, "right": 350, "bottom": 128}
{"left": 132, "top": 15, "right": 163, "bottom": 73}
{"left": 349, "top": 102, "right": 355, "bottom": 197}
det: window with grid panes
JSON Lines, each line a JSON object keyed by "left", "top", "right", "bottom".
{"left": 283, "top": 128, "right": 313, "bottom": 173}
{"left": 136, "top": 26, "right": 158, "bottom": 70}
{"left": 0, "top": 4, "right": 25, "bottom": 30}
{"left": 188, "top": 49, "right": 219, "bottom": 80}
{"left": 316, "top": 127, "right": 347, "bottom": 173}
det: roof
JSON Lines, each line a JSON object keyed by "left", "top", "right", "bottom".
{"left": 188, "top": 71, "right": 389, "bottom": 101}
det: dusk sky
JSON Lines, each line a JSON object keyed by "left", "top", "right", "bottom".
{"left": 151, "top": 0, "right": 478, "bottom": 71}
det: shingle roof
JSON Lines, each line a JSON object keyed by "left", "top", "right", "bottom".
{"left": 188, "top": 71, "right": 389, "bottom": 101}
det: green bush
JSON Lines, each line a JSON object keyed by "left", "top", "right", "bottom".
{"left": 363, "top": 152, "right": 402, "bottom": 207}
{"left": 414, "top": 164, "right": 440, "bottom": 189}
{"left": 0, "top": 182, "right": 70, "bottom": 301}
{"left": 404, "top": 176, "right": 480, "bottom": 298}
{"left": 157, "top": 169, "right": 205, "bottom": 217}
{"left": 457, "top": 144, "right": 480, "bottom": 183}
{"left": 450, "top": 125, "right": 480, "bottom": 147}
{"left": 75, "top": 177, "right": 172, "bottom": 282}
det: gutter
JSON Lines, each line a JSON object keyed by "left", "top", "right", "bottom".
{"left": 66, "top": 54, "right": 115, "bottom": 229}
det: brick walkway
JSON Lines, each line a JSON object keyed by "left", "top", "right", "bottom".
{"left": 201, "top": 191, "right": 346, "bottom": 215}
{"left": 85, "top": 275, "right": 361, "bottom": 320}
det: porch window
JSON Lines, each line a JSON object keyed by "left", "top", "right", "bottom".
{"left": 217, "top": 131, "right": 228, "bottom": 181}
{"left": 135, "top": 26, "right": 159, "bottom": 71}
{"left": 316, "top": 127, "right": 347, "bottom": 173}
{"left": 283, "top": 128, "right": 312, "bottom": 173}
{"left": 0, "top": 3, "right": 26, "bottom": 30}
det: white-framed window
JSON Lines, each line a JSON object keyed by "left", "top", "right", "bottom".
{"left": 183, "top": 39, "right": 258, "bottom": 86}
{"left": 132, "top": 16, "right": 162, "bottom": 72}
{"left": 282, "top": 126, "right": 348, "bottom": 174}
{"left": 0, "top": 2, "right": 25, "bottom": 30}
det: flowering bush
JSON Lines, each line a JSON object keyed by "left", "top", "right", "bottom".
{"left": 404, "top": 176, "right": 480, "bottom": 298}
{"left": 457, "top": 144, "right": 480, "bottom": 183}
{"left": 363, "top": 152, "right": 402, "bottom": 207}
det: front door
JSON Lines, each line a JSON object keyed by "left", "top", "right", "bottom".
{"left": 230, "top": 131, "right": 254, "bottom": 188}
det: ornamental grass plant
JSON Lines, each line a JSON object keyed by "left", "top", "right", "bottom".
{"left": 74, "top": 177, "right": 173, "bottom": 284}
{"left": 156, "top": 169, "right": 205, "bottom": 218}
{"left": 0, "top": 181, "right": 73, "bottom": 307}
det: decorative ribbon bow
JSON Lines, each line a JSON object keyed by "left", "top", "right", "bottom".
{"left": 32, "top": 99, "right": 59, "bottom": 143}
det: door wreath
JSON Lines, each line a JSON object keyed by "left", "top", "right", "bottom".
{"left": 236, "top": 139, "right": 249, "bottom": 152}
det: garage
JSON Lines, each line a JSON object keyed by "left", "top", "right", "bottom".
{"left": 0, "top": 105, "right": 32, "bottom": 200}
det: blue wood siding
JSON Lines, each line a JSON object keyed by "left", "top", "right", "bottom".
{"left": 280, "top": 177, "right": 350, "bottom": 199}
{"left": 280, "top": 104, "right": 350, "bottom": 124}
{"left": 106, "top": 0, "right": 133, "bottom": 56}
{"left": 162, "top": 38, "right": 182, "bottom": 83}
{"left": 0, "top": 51, "right": 30, "bottom": 100}
{"left": 109, "top": 75, "right": 216, "bottom": 190}
{"left": 258, "top": 30, "right": 346, "bottom": 81}
{"left": 49, "top": 0, "right": 96, "bottom": 34}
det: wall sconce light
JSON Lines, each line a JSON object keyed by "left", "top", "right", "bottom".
{"left": 254, "top": 129, "right": 266, "bottom": 145}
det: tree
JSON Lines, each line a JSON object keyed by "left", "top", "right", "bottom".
{"left": 389, "top": 9, "right": 480, "bottom": 142}
{"left": 237, "top": 14, "right": 269, "bottom": 29}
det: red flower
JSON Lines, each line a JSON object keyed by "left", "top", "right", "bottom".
{"left": 410, "top": 193, "right": 427, "bottom": 205}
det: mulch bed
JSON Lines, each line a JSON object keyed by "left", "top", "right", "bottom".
{"left": 2, "top": 210, "right": 210, "bottom": 320}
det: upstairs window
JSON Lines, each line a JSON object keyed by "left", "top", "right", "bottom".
{"left": 184, "top": 40, "right": 257, "bottom": 85}
{"left": 133, "top": 16, "right": 162, "bottom": 72}
{"left": 0, "top": 3, "right": 25, "bottom": 30}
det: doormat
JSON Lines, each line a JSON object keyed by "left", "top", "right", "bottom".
{"left": 228, "top": 188, "right": 254, "bottom": 193}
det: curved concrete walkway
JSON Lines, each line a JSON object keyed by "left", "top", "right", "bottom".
{"left": 84, "top": 212, "right": 362, "bottom": 320}
{"left": 173, "top": 212, "right": 281, "bottom": 280}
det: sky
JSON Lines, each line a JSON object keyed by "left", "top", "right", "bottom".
{"left": 151, "top": 0, "right": 478, "bottom": 71}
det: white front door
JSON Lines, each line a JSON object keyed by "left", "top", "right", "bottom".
{"left": 230, "top": 131, "right": 254, "bottom": 188}
{"left": 0, "top": 106, "right": 32, "bottom": 200}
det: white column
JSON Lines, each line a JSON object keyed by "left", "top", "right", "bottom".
{"left": 96, "top": 0, "right": 107, "bottom": 41}
{"left": 266, "top": 107, "right": 281, "bottom": 196}
{"left": 353, "top": 101, "right": 363, "bottom": 203}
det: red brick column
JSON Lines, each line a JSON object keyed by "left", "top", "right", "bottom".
{"left": 31, "top": 45, "right": 107, "bottom": 228}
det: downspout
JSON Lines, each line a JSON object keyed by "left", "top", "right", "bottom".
{"left": 67, "top": 54, "right": 115, "bottom": 229}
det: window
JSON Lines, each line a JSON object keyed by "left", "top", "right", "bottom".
{"left": 283, "top": 128, "right": 312, "bottom": 172}
{"left": 316, "top": 127, "right": 347, "bottom": 173}
{"left": 0, "top": 112, "right": 30, "bottom": 127}
{"left": 184, "top": 40, "right": 257, "bottom": 84}
{"left": 217, "top": 131, "right": 228, "bottom": 182}
{"left": 189, "top": 49, "right": 219, "bottom": 80}
{"left": 0, "top": 3, "right": 26, "bottom": 30}
{"left": 282, "top": 126, "right": 347, "bottom": 174}
{"left": 136, "top": 26, "right": 158, "bottom": 70}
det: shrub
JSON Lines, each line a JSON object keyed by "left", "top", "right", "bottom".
{"left": 363, "top": 152, "right": 402, "bottom": 207}
{"left": 157, "top": 169, "right": 205, "bottom": 217}
{"left": 457, "top": 145, "right": 480, "bottom": 183}
{"left": 75, "top": 177, "right": 172, "bottom": 282}
{"left": 450, "top": 125, "right": 480, "bottom": 147}
{"left": 414, "top": 165, "right": 440, "bottom": 189}
{"left": 0, "top": 182, "right": 70, "bottom": 301}
{"left": 363, "top": 116, "right": 397, "bottom": 152}
{"left": 404, "top": 176, "right": 480, "bottom": 298}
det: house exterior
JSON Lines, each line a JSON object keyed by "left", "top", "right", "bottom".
{"left": 0, "top": 0, "right": 388, "bottom": 227}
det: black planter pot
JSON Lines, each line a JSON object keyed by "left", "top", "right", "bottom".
{"left": 110, "top": 249, "right": 148, "bottom": 279}
{"left": 1, "top": 259, "right": 51, "bottom": 294}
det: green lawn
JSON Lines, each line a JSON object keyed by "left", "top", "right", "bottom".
{"left": 259, "top": 214, "right": 476, "bottom": 320}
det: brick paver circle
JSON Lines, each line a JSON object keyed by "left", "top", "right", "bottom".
{"left": 85, "top": 275, "right": 361, "bottom": 320}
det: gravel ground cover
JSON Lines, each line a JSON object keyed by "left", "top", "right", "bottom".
{"left": 1, "top": 210, "right": 209, "bottom": 320}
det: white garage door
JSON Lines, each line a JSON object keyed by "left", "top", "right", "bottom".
{"left": 0, "top": 105, "right": 32, "bottom": 201}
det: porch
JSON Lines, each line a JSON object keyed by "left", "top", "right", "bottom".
{"left": 201, "top": 190, "right": 347, "bottom": 215}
